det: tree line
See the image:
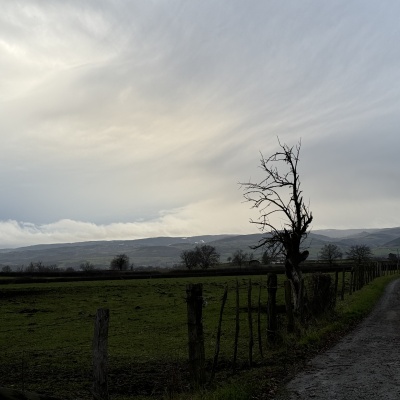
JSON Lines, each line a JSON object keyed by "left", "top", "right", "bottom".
{"left": 0, "top": 244, "right": 396, "bottom": 274}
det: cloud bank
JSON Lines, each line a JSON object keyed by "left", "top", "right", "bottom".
{"left": 1, "top": 1, "right": 400, "bottom": 248}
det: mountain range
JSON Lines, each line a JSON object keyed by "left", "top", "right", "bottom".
{"left": 1, "top": 227, "right": 400, "bottom": 270}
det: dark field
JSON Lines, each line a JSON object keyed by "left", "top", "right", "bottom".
{"left": 2, "top": 269, "right": 398, "bottom": 400}
{"left": 0, "top": 276, "right": 280, "bottom": 399}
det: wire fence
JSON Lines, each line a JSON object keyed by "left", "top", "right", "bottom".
{"left": 1, "top": 263, "right": 399, "bottom": 399}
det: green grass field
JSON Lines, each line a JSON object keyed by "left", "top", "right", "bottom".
{"left": 0, "top": 271, "right": 398, "bottom": 400}
{"left": 0, "top": 275, "right": 284, "bottom": 399}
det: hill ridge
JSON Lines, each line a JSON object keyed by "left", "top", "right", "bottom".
{"left": 0, "top": 228, "right": 399, "bottom": 270}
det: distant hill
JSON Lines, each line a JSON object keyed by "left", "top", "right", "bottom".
{"left": 0, "top": 235, "right": 237, "bottom": 269}
{"left": 0, "top": 228, "right": 399, "bottom": 270}
{"left": 312, "top": 228, "right": 381, "bottom": 238}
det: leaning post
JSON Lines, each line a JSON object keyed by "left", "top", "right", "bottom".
{"left": 186, "top": 283, "right": 205, "bottom": 389}
{"left": 267, "top": 273, "right": 278, "bottom": 344}
{"left": 340, "top": 267, "right": 346, "bottom": 301}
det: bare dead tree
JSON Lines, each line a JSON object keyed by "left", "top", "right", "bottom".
{"left": 231, "top": 249, "right": 250, "bottom": 268}
{"left": 346, "top": 244, "right": 372, "bottom": 264}
{"left": 241, "top": 139, "right": 313, "bottom": 310}
{"left": 320, "top": 244, "right": 343, "bottom": 265}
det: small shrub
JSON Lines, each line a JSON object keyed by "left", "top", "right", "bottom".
{"left": 307, "top": 273, "right": 335, "bottom": 317}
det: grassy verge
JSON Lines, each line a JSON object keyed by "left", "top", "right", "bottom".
{"left": 186, "top": 273, "right": 400, "bottom": 400}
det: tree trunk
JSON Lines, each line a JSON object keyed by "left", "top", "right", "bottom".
{"left": 285, "top": 253, "right": 305, "bottom": 312}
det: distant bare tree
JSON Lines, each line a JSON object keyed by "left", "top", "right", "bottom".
{"left": 180, "top": 250, "right": 198, "bottom": 270}
{"left": 319, "top": 244, "right": 343, "bottom": 265}
{"left": 195, "top": 245, "right": 220, "bottom": 269}
{"left": 1, "top": 265, "right": 11, "bottom": 273}
{"left": 346, "top": 245, "right": 372, "bottom": 264}
{"left": 25, "top": 261, "right": 59, "bottom": 273}
{"left": 26, "top": 261, "right": 43, "bottom": 273}
{"left": 261, "top": 249, "right": 274, "bottom": 265}
{"left": 241, "top": 139, "right": 313, "bottom": 311}
{"left": 181, "top": 245, "right": 220, "bottom": 269}
{"left": 110, "top": 254, "right": 130, "bottom": 271}
{"left": 80, "top": 261, "right": 96, "bottom": 272}
{"left": 231, "top": 249, "right": 249, "bottom": 268}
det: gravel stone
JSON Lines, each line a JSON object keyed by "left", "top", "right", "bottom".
{"left": 276, "top": 278, "right": 400, "bottom": 400}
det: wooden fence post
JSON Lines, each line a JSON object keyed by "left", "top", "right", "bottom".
{"left": 186, "top": 283, "right": 205, "bottom": 388}
{"left": 360, "top": 264, "right": 365, "bottom": 288}
{"left": 233, "top": 280, "right": 240, "bottom": 371}
{"left": 299, "top": 278, "right": 305, "bottom": 322}
{"left": 334, "top": 270, "right": 339, "bottom": 306}
{"left": 340, "top": 268, "right": 345, "bottom": 301}
{"left": 267, "top": 274, "right": 277, "bottom": 344}
{"left": 248, "top": 279, "right": 254, "bottom": 367}
{"left": 92, "top": 308, "right": 109, "bottom": 400}
{"left": 21, "top": 350, "right": 25, "bottom": 392}
{"left": 349, "top": 268, "right": 354, "bottom": 295}
{"left": 210, "top": 286, "right": 228, "bottom": 383}
{"left": 284, "top": 280, "right": 294, "bottom": 333}
{"left": 257, "top": 284, "right": 264, "bottom": 359}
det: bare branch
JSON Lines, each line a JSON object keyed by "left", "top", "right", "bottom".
{"left": 240, "top": 138, "right": 313, "bottom": 311}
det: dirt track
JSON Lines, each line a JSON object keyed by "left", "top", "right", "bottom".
{"left": 276, "top": 278, "right": 400, "bottom": 400}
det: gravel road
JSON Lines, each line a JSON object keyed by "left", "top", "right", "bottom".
{"left": 275, "top": 278, "right": 400, "bottom": 400}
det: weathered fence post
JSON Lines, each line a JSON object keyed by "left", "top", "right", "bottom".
{"left": 186, "top": 283, "right": 205, "bottom": 388}
{"left": 257, "top": 284, "right": 264, "bottom": 359}
{"left": 210, "top": 286, "right": 228, "bottom": 383}
{"left": 353, "top": 266, "right": 358, "bottom": 291}
{"left": 21, "top": 350, "right": 25, "bottom": 392}
{"left": 334, "top": 270, "right": 339, "bottom": 306}
{"left": 284, "top": 280, "right": 294, "bottom": 333}
{"left": 233, "top": 279, "right": 240, "bottom": 371}
{"left": 341, "top": 267, "right": 346, "bottom": 301}
{"left": 267, "top": 273, "right": 277, "bottom": 344}
{"left": 248, "top": 279, "right": 254, "bottom": 367}
{"left": 360, "top": 264, "right": 365, "bottom": 288}
{"left": 299, "top": 278, "right": 305, "bottom": 322}
{"left": 349, "top": 268, "right": 354, "bottom": 295}
{"left": 92, "top": 308, "right": 109, "bottom": 400}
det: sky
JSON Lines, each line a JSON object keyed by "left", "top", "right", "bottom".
{"left": 1, "top": 1, "right": 400, "bottom": 248}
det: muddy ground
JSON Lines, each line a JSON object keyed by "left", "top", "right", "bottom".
{"left": 275, "top": 278, "right": 400, "bottom": 400}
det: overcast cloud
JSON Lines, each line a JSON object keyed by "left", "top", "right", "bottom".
{"left": 1, "top": 1, "right": 400, "bottom": 248}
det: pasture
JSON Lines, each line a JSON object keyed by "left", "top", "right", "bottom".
{"left": 0, "top": 275, "right": 280, "bottom": 399}
{"left": 1, "top": 268, "right": 398, "bottom": 400}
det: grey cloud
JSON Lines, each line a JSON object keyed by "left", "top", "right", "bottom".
{"left": 1, "top": 1, "right": 400, "bottom": 247}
